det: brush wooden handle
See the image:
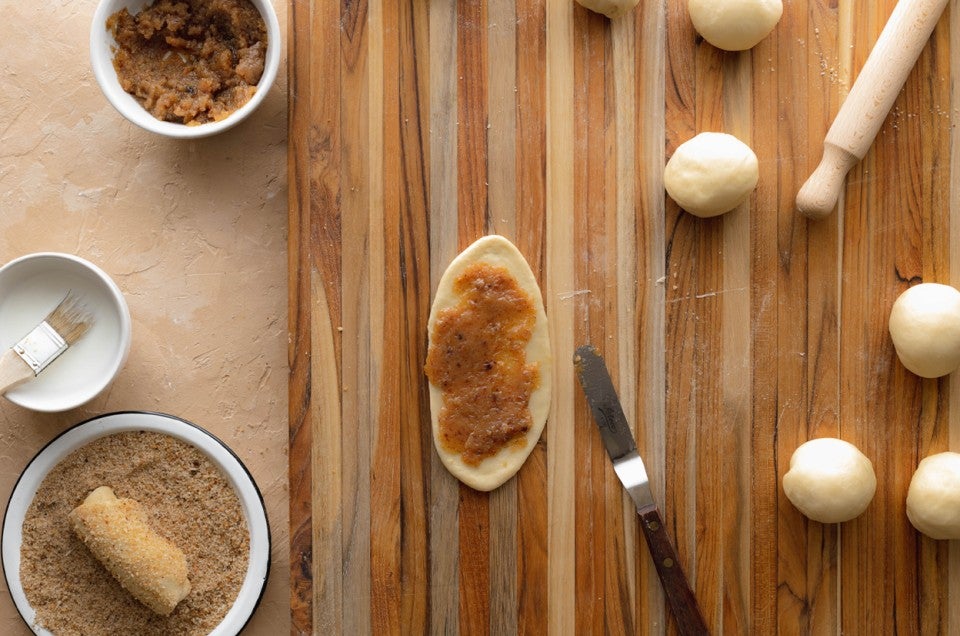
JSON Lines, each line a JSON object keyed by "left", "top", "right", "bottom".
{"left": 797, "top": 0, "right": 949, "bottom": 219}
{"left": 0, "top": 348, "right": 35, "bottom": 394}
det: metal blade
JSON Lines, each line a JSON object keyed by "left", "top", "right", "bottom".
{"left": 574, "top": 345, "right": 655, "bottom": 511}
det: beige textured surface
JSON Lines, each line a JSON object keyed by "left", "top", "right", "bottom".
{"left": 0, "top": 1, "right": 289, "bottom": 634}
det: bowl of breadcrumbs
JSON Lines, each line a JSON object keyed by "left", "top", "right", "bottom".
{"left": 1, "top": 411, "right": 270, "bottom": 635}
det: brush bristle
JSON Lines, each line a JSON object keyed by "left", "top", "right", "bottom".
{"left": 45, "top": 291, "right": 94, "bottom": 345}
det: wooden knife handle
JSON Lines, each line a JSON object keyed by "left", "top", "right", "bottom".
{"left": 638, "top": 506, "right": 709, "bottom": 636}
{"left": 796, "top": 0, "right": 948, "bottom": 219}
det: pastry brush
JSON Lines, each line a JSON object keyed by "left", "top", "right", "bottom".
{"left": 0, "top": 292, "right": 93, "bottom": 394}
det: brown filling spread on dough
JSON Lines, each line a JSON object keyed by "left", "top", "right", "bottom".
{"left": 107, "top": 0, "right": 267, "bottom": 125}
{"left": 425, "top": 262, "right": 540, "bottom": 466}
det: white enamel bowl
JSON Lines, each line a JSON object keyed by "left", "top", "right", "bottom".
{"left": 1, "top": 412, "right": 271, "bottom": 635}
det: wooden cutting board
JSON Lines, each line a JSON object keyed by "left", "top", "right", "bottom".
{"left": 288, "top": 1, "right": 960, "bottom": 633}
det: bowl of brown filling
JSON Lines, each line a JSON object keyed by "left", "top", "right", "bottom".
{"left": 1, "top": 412, "right": 270, "bottom": 635}
{"left": 90, "top": 0, "right": 280, "bottom": 138}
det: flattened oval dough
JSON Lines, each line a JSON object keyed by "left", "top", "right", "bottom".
{"left": 426, "top": 235, "right": 552, "bottom": 491}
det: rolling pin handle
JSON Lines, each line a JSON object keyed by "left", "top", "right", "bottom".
{"left": 796, "top": 144, "right": 859, "bottom": 220}
{"left": 797, "top": 0, "right": 949, "bottom": 220}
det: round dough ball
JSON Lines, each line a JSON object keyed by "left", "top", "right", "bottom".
{"left": 688, "top": 0, "right": 783, "bottom": 51}
{"left": 664, "top": 132, "right": 759, "bottom": 218}
{"left": 888, "top": 283, "right": 960, "bottom": 378}
{"left": 575, "top": 0, "right": 640, "bottom": 19}
{"left": 782, "top": 438, "right": 877, "bottom": 524}
{"left": 906, "top": 452, "right": 960, "bottom": 540}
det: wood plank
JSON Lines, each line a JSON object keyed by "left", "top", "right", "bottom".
{"left": 514, "top": 2, "right": 550, "bottom": 634}
{"left": 299, "top": 0, "right": 346, "bottom": 633}
{"left": 427, "top": 1, "right": 461, "bottom": 633}
{"left": 370, "top": 0, "right": 404, "bottom": 631}
{"left": 633, "top": 2, "right": 668, "bottom": 634}
{"left": 486, "top": 2, "right": 521, "bottom": 633}
{"left": 665, "top": 3, "right": 727, "bottom": 632}
{"left": 394, "top": 1, "right": 432, "bottom": 633}
{"left": 913, "top": 12, "right": 952, "bottom": 636}
{"left": 287, "top": 0, "right": 316, "bottom": 631}
{"left": 455, "top": 2, "right": 492, "bottom": 632}
{"left": 720, "top": 48, "right": 752, "bottom": 636}
{"left": 572, "top": 6, "right": 608, "bottom": 634}
{"left": 801, "top": 1, "right": 844, "bottom": 633}
{"left": 768, "top": 1, "right": 844, "bottom": 635}
{"left": 663, "top": 8, "right": 698, "bottom": 633}
{"left": 952, "top": 6, "right": 960, "bottom": 632}
{"left": 611, "top": 9, "right": 640, "bottom": 636}
{"left": 367, "top": 0, "right": 403, "bottom": 631}
{"left": 545, "top": 1, "right": 577, "bottom": 633}
{"left": 339, "top": 1, "right": 372, "bottom": 633}
{"left": 748, "top": 5, "right": 781, "bottom": 630}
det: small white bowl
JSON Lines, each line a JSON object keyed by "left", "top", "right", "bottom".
{"left": 1, "top": 411, "right": 271, "bottom": 635}
{"left": 89, "top": 0, "right": 281, "bottom": 139}
{"left": 0, "top": 253, "right": 131, "bottom": 412}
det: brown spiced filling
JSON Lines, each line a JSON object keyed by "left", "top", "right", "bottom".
{"left": 108, "top": 0, "right": 267, "bottom": 125}
{"left": 425, "top": 262, "right": 540, "bottom": 466}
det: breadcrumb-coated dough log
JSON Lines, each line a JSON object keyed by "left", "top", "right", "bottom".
{"left": 68, "top": 486, "right": 191, "bottom": 615}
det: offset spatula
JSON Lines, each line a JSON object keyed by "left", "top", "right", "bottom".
{"left": 574, "top": 345, "right": 709, "bottom": 636}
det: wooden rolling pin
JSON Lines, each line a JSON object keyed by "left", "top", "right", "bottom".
{"left": 796, "top": 0, "right": 949, "bottom": 219}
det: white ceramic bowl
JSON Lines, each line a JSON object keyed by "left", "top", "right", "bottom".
{"left": 0, "top": 253, "right": 131, "bottom": 412}
{"left": 1, "top": 411, "right": 271, "bottom": 635}
{"left": 89, "top": 0, "right": 281, "bottom": 139}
